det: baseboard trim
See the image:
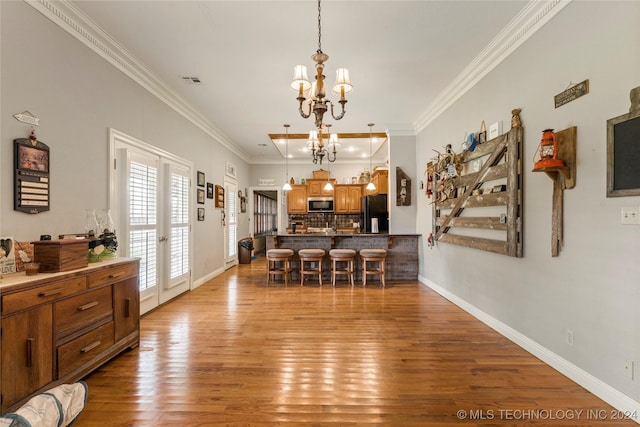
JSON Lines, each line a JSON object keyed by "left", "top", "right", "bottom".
{"left": 192, "top": 267, "right": 225, "bottom": 290}
{"left": 418, "top": 274, "right": 640, "bottom": 422}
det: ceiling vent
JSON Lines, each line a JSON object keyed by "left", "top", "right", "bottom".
{"left": 181, "top": 76, "right": 202, "bottom": 84}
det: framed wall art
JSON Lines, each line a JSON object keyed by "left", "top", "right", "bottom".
{"left": 197, "top": 208, "right": 205, "bottom": 221}
{"left": 197, "top": 171, "right": 205, "bottom": 187}
{"left": 197, "top": 188, "right": 205, "bottom": 204}
{"left": 14, "top": 138, "right": 50, "bottom": 214}
{"left": 607, "top": 89, "right": 640, "bottom": 197}
{"left": 207, "top": 182, "right": 214, "bottom": 199}
{"left": 225, "top": 161, "right": 237, "bottom": 179}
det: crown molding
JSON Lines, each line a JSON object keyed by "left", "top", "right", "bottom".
{"left": 414, "top": 0, "right": 572, "bottom": 132}
{"left": 26, "top": 0, "right": 250, "bottom": 162}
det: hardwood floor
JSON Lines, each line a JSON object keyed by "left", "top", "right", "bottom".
{"left": 76, "top": 258, "right": 635, "bottom": 426}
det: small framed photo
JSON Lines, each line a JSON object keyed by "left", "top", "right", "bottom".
{"left": 197, "top": 208, "right": 205, "bottom": 221}
{"left": 225, "top": 161, "right": 237, "bottom": 179}
{"left": 206, "top": 182, "right": 214, "bottom": 199}
{"left": 197, "top": 188, "right": 205, "bottom": 204}
{"left": 197, "top": 171, "right": 205, "bottom": 187}
{"left": 478, "top": 131, "right": 487, "bottom": 144}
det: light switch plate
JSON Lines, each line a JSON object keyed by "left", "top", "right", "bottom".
{"left": 621, "top": 207, "right": 640, "bottom": 224}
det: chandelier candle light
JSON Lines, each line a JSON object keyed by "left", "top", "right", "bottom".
{"left": 291, "top": 0, "right": 352, "bottom": 164}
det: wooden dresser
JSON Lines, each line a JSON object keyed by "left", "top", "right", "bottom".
{"left": 0, "top": 258, "right": 140, "bottom": 413}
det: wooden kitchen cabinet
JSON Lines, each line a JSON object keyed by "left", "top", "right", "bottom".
{"left": 334, "top": 185, "right": 362, "bottom": 214}
{"left": 0, "top": 258, "right": 139, "bottom": 413}
{"left": 287, "top": 184, "right": 307, "bottom": 214}
{"left": 306, "top": 179, "right": 336, "bottom": 197}
{"left": 364, "top": 169, "right": 389, "bottom": 195}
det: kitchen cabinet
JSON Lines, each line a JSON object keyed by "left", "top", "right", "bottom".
{"left": 0, "top": 258, "right": 139, "bottom": 413}
{"left": 307, "top": 179, "right": 336, "bottom": 197}
{"left": 364, "top": 169, "right": 389, "bottom": 195}
{"left": 287, "top": 184, "right": 307, "bottom": 214}
{"left": 334, "top": 185, "right": 362, "bottom": 214}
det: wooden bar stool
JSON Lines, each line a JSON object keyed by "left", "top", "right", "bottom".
{"left": 266, "top": 249, "right": 294, "bottom": 286}
{"left": 298, "top": 249, "right": 326, "bottom": 286}
{"left": 329, "top": 249, "right": 356, "bottom": 286}
{"left": 360, "top": 249, "right": 387, "bottom": 287}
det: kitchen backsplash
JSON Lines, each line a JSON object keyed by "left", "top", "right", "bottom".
{"left": 289, "top": 213, "right": 360, "bottom": 229}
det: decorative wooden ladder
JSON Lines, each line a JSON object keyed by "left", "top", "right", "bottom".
{"left": 432, "top": 126, "right": 524, "bottom": 257}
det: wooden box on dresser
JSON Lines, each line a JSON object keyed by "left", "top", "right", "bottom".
{"left": 0, "top": 258, "right": 140, "bottom": 414}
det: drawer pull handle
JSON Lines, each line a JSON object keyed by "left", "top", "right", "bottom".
{"left": 26, "top": 338, "right": 34, "bottom": 367}
{"left": 78, "top": 301, "right": 99, "bottom": 311}
{"left": 39, "top": 288, "right": 63, "bottom": 297}
{"left": 124, "top": 298, "right": 131, "bottom": 317}
{"left": 81, "top": 340, "right": 101, "bottom": 353}
{"left": 108, "top": 272, "right": 125, "bottom": 280}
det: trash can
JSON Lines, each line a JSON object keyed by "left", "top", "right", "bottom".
{"left": 238, "top": 238, "right": 254, "bottom": 264}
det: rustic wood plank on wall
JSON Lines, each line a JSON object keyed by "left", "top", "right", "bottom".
{"left": 432, "top": 126, "right": 523, "bottom": 257}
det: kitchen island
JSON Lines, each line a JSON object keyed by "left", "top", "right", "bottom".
{"left": 266, "top": 233, "right": 420, "bottom": 282}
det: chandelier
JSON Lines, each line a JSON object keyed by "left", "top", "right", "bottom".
{"left": 307, "top": 124, "right": 340, "bottom": 164}
{"left": 291, "top": 0, "right": 352, "bottom": 164}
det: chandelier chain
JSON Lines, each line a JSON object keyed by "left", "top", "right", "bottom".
{"left": 317, "top": 0, "right": 322, "bottom": 53}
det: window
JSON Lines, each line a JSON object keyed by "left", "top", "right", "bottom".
{"left": 254, "top": 191, "right": 277, "bottom": 236}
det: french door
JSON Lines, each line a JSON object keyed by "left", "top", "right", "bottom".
{"left": 224, "top": 178, "right": 238, "bottom": 269}
{"left": 110, "top": 129, "right": 192, "bottom": 315}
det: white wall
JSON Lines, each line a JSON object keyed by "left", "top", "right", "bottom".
{"left": 388, "top": 133, "right": 417, "bottom": 234}
{"left": 417, "top": 1, "right": 639, "bottom": 405}
{"left": 0, "top": 2, "right": 251, "bottom": 283}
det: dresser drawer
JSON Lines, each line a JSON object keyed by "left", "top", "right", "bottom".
{"left": 57, "top": 321, "right": 115, "bottom": 378}
{"left": 87, "top": 263, "right": 138, "bottom": 288}
{"left": 2, "top": 277, "right": 87, "bottom": 315}
{"left": 55, "top": 286, "right": 113, "bottom": 337}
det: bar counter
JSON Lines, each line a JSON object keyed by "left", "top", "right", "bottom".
{"left": 266, "top": 233, "right": 420, "bottom": 281}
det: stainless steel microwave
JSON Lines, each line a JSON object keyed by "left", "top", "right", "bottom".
{"left": 308, "top": 197, "right": 334, "bottom": 212}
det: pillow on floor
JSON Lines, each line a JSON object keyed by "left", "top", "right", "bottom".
{"left": 0, "top": 382, "right": 88, "bottom": 427}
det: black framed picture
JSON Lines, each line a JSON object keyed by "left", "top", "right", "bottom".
{"left": 197, "top": 171, "right": 205, "bottom": 187}
{"left": 607, "top": 111, "right": 640, "bottom": 197}
{"left": 197, "top": 208, "right": 205, "bottom": 221}
{"left": 206, "top": 182, "right": 214, "bottom": 199}
{"left": 197, "top": 188, "right": 205, "bottom": 204}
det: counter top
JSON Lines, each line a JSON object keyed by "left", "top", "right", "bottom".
{"left": 275, "top": 232, "right": 420, "bottom": 237}
{"left": 0, "top": 257, "right": 137, "bottom": 291}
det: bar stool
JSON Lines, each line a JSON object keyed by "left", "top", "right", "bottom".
{"left": 266, "top": 249, "right": 294, "bottom": 286}
{"left": 298, "top": 249, "right": 326, "bottom": 286}
{"left": 329, "top": 249, "right": 356, "bottom": 286}
{"left": 360, "top": 249, "right": 387, "bottom": 287}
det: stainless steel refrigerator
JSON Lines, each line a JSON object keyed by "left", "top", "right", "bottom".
{"left": 361, "top": 194, "right": 388, "bottom": 233}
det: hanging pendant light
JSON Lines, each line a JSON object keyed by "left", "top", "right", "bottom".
{"left": 366, "top": 123, "right": 376, "bottom": 191}
{"left": 282, "top": 124, "right": 292, "bottom": 191}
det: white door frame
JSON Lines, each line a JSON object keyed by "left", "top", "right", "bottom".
{"left": 108, "top": 129, "right": 193, "bottom": 314}
{"left": 224, "top": 177, "right": 238, "bottom": 269}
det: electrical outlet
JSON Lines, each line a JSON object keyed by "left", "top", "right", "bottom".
{"left": 566, "top": 329, "right": 574, "bottom": 346}
{"left": 624, "top": 360, "right": 634, "bottom": 379}
{"left": 621, "top": 207, "right": 640, "bottom": 224}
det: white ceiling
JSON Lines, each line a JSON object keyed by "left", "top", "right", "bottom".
{"left": 69, "top": 0, "right": 529, "bottom": 164}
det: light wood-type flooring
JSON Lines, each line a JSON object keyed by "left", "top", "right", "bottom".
{"left": 75, "top": 257, "right": 637, "bottom": 426}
